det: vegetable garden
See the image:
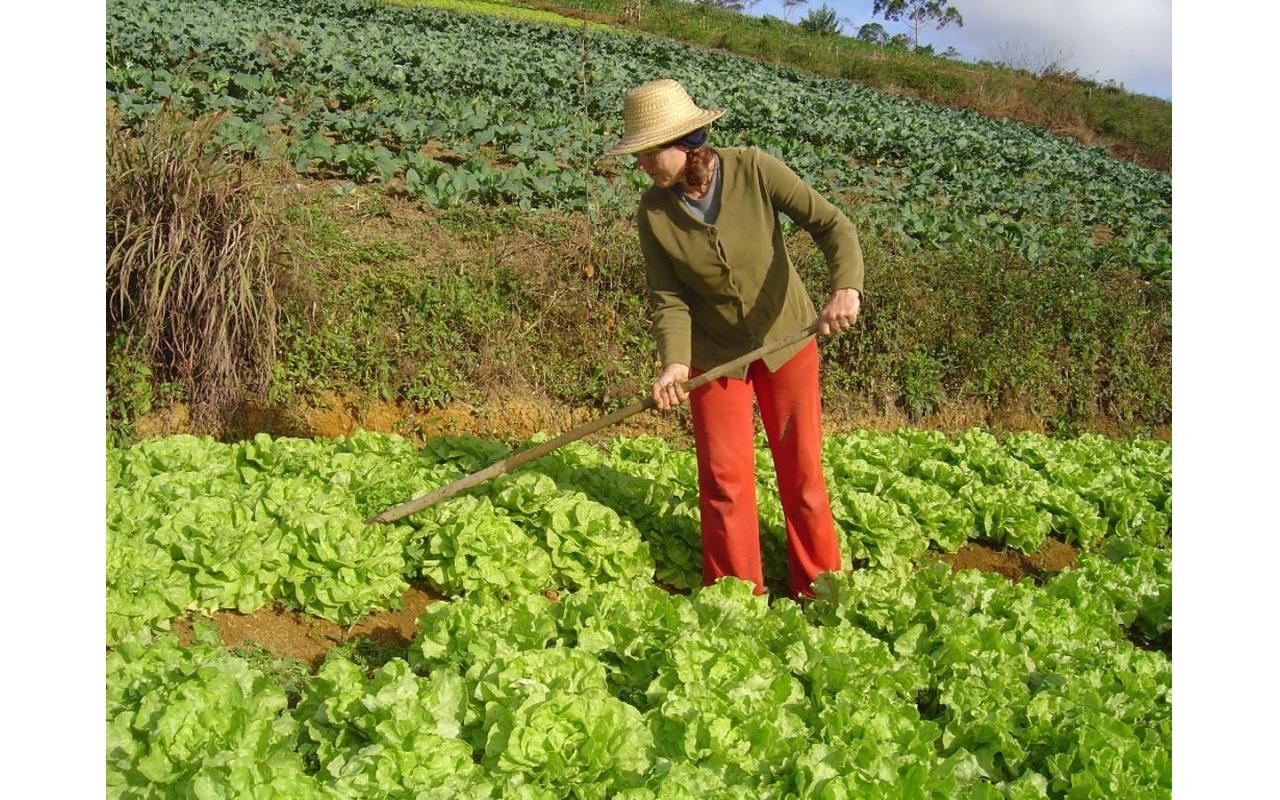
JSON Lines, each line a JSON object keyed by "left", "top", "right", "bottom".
{"left": 106, "top": 0, "right": 1171, "bottom": 280}
{"left": 105, "top": 0, "right": 1173, "bottom": 796}
{"left": 108, "top": 429, "right": 1171, "bottom": 797}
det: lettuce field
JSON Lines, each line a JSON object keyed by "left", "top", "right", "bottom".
{"left": 105, "top": 0, "right": 1174, "bottom": 794}
{"left": 106, "top": 0, "right": 1171, "bottom": 280}
{"left": 107, "top": 429, "right": 1172, "bottom": 798}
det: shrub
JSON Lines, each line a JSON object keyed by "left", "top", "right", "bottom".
{"left": 799, "top": 5, "right": 840, "bottom": 36}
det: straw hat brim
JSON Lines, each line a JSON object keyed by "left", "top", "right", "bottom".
{"left": 606, "top": 108, "right": 725, "bottom": 156}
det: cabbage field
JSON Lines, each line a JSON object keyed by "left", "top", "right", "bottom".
{"left": 106, "top": 0, "right": 1171, "bottom": 280}
{"left": 107, "top": 429, "right": 1172, "bottom": 798}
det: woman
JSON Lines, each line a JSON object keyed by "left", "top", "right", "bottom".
{"left": 607, "top": 79, "right": 865, "bottom": 600}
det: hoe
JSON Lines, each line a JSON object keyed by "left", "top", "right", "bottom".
{"left": 368, "top": 319, "right": 823, "bottom": 524}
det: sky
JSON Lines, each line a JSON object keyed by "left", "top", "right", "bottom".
{"left": 744, "top": 0, "right": 1172, "bottom": 99}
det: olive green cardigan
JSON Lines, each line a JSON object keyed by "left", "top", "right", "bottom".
{"left": 637, "top": 146, "right": 865, "bottom": 379}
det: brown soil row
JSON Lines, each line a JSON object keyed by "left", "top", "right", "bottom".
{"left": 136, "top": 389, "right": 1170, "bottom": 452}
{"left": 174, "top": 585, "right": 440, "bottom": 669}
{"left": 171, "top": 537, "right": 1079, "bottom": 670}
{"left": 934, "top": 537, "right": 1079, "bottom": 582}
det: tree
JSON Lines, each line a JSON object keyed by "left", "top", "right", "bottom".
{"left": 856, "top": 22, "right": 888, "bottom": 45}
{"left": 799, "top": 4, "right": 840, "bottom": 35}
{"left": 781, "top": 0, "right": 809, "bottom": 23}
{"left": 871, "top": 0, "right": 963, "bottom": 50}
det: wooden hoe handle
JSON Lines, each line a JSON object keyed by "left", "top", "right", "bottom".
{"left": 368, "top": 319, "right": 823, "bottom": 524}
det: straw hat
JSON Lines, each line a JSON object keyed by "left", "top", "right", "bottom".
{"left": 606, "top": 79, "right": 725, "bottom": 156}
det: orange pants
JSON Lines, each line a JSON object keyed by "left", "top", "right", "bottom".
{"left": 688, "top": 339, "right": 843, "bottom": 599}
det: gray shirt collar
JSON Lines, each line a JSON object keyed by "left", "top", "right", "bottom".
{"left": 674, "top": 154, "right": 722, "bottom": 225}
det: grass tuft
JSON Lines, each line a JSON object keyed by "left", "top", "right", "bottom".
{"left": 106, "top": 104, "right": 299, "bottom": 438}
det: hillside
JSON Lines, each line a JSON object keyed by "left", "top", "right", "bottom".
{"left": 474, "top": 0, "right": 1171, "bottom": 171}
{"left": 106, "top": 0, "right": 1171, "bottom": 445}
{"left": 107, "top": 0, "right": 1171, "bottom": 276}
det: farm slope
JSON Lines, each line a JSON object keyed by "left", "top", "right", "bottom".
{"left": 107, "top": 0, "right": 1171, "bottom": 280}
{"left": 105, "top": 0, "right": 1173, "bottom": 438}
{"left": 491, "top": 0, "right": 1171, "bottom": 171}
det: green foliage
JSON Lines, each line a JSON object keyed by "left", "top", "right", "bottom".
{"left": 106, "top": 427, "right": 1172, "bottom": 797}
{"left": 857, "top": 21, "right": 888, "bottom": 44}
{"left": 102, "top": 0, "right": 1173, "bottom": 435}
{"left": 873, "top": 0, "right": 965, "bottom": 32}
{"left": 798, "top": 4, "right": 840, "bottom": 36}
{"left": 106, "top": 330, "right": 178, "bottom": 447}
{"left": 808, "top": 566, "right": 1171, "bottom": 792}
{"left": 295, "top": 658, "right": 487, "bottom": 797}
{"left": 103, "top": 4, "right": 1173, "bottom": 792}
{"left": 147, "top": 194, "right": 1167, "bottom": 438}
{"left": 1045, "top": 537, "right": 1171, "bottom": 646}
{"left": 106, "top": 0, "right": 1171, "bottom": 279}
{"left": 107, "top": 428, "right": 1170, "bottom": 647}
{"left": 887, "top": 31, "right": 913, "bottom": 49}
{"left": 106, "top": 432, "right": 427, "bottom": 644}
{"left": 107, "top": 627, "right": 329, "bottom": 799}
{"left": 801, "top": 236, "right": 1171, "bottom": 430}
{"left": 482, "top": 677, "right": 652, "bottom": 794}
{"left": 898, "top": 350, "right": 947, "bottom": 420}
{"left": 261, "top": 197, "right": 661, "bottom": 417}
{"left": 517, "top": 0, "right": 1171, "bottom": 168}
{"left": 872, "top": 0, "right": 964, "bottom": 51}
{"left": 392, "top": 0, "right": 613, "bottom": 30}
{"left": 413, "top": 494, "right": 556, "bottom": 594}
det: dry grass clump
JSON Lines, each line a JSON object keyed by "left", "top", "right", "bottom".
{"left": 107, "top": 104, "right": 297, "bottom": 437}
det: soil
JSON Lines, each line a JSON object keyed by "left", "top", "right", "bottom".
{"left": 933, "top": 536, "right": 1079, "bottom": 584}
{"left": 140, "top": 389, "right": 697, "bottom": 449}
{"left": 136, "top": 387, "right": 1171, "bottom": 454}
{"left": 173, "top": 584, "right": 440, "bottom": 669}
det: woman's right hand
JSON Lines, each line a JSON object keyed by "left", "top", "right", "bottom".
{"left": 652, "top": 363, "right": 690, "bottom": 411}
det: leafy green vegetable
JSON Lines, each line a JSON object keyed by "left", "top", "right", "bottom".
{"left": 484, "top": 689, "right": 652, "bottom": 796}
{"left": 295, "top": 657, "right": 492, "bottom": 798}
{"left": 107, "top": 627, "right": 330, "bottom": 799}
{"left": 107, "top": 429, "right": 1171, "bottom": 797}
{"left": 415, "top": 494, "right": 554, "bottom": 594}
{"left": 108, "top": 0, "right": 1171, "bottom": 278}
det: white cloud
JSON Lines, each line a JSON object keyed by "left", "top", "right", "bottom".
{"left": 754, "top": 1, "right": 1172, "bottom": 98}
{"left": 888, "top": 0, "right": 1172, "bottom": 96}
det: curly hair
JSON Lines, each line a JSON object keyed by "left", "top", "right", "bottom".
{"left": 681, "top": 144, "right": 717, "bottom": 195}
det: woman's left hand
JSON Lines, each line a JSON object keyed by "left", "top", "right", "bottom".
{"left": 818, "top": 288, "right": 861, "bottom": 336}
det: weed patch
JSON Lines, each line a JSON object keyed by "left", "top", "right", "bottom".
{"left": 114, "top": 182, "right": 1169, "bottom": 440}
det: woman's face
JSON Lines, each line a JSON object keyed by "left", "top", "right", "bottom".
{"left": 634, "top": 144, "right": 686, "bottom": 188}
